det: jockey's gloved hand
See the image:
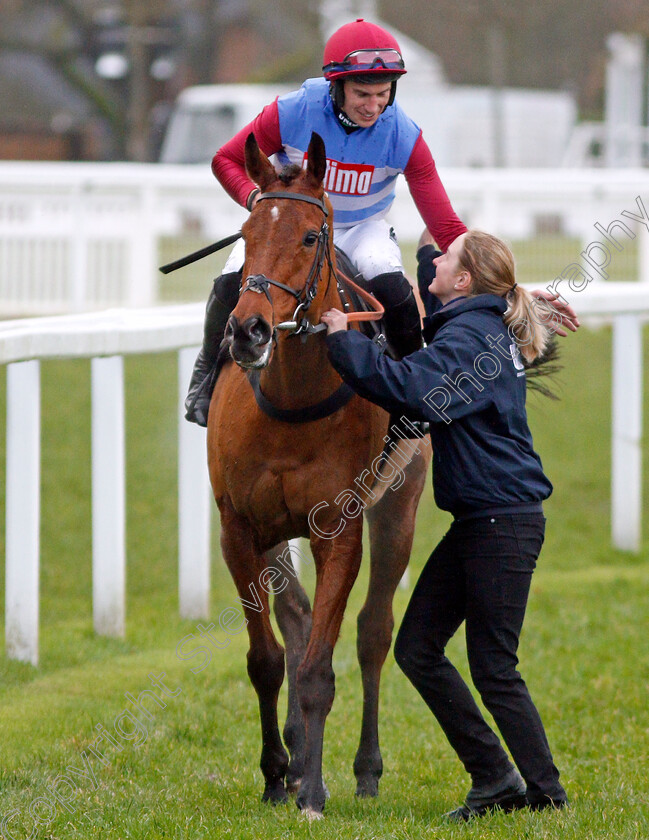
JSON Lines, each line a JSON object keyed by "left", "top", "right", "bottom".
{"left": 416, "top": 244, "right": 443, "bottom": 318}
{"left": 416, "top": 244, "right": 442, "bottom": 285}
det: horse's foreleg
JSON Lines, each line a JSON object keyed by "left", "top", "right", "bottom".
{"left": 219, "top": 498, "right": 289, "bottom": 804}
{"left": 296, "top": 520, "right": 364, "bottom": 817}
{"left": 268, "top": 542, "right": 312, "bottom": 793}
{"left": 354, "top": 449, "right": 430, "bottom": 797}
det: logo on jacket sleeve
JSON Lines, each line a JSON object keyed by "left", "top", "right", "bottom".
{"left": 510, "top": 343, "right": 526, "bottom": 373}
{"left": 302, "top": 154, "right": 374, "bottom": 195}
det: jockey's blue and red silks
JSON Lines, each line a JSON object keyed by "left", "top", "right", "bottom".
{"left": 212, "top": 77, "right": 466, "bottom": 252}
{"left": 276, "top": 78, "right": 421, "bottom": 229}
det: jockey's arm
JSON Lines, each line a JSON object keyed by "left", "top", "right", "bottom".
{"left": 403, "top": 134, "right": 467, "bottom": 253}
{"left": 529, "top": 290, "right": 580, "bottom": 335}
{"left": 211, "top": 99, "right": 283, "bottom": 210}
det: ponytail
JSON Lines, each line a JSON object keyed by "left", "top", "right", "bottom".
{"left": 504, "top": 286, "right": 550, "bottom": 364}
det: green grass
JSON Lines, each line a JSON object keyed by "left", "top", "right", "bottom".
{"left": 0, "top": 326, "right": 648, "bottom": 838}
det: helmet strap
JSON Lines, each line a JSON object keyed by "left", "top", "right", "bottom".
{"left": 330, "top": 80, "right": 345, "bottom": 111}
{"left": 329, "top": 78, "right": 398, "bottom": 111}
{"left": 330, "top": 94, "right": 361, "bottom": 132}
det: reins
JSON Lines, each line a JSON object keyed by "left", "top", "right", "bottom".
{"left": 335, "top": 273, "right": 385, "bottom": 323}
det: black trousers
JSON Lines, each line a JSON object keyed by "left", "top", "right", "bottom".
{"left": 394, "top": 512, "right": 565, "bottom": 802}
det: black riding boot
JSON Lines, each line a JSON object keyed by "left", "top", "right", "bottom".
{"left": 367, "top": 271, "right": 423, "bottom": 359}
{"left": 185, "top": 271, "right": 241, "bottom": 427}
{"left": 367, "top": 272, "right": 427, "bottom": 438}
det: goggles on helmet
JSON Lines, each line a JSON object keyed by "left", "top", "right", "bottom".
{"left": 323, "top": 47, "right": 405, "bottom": 76}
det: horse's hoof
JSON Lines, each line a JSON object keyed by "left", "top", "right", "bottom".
{"left": 355, "top": 777, "right": 380, "bottom": 798}
{"left": 301, "top": 807, "right": 324, "bottom": 821}
{"left": 296, "top": 784, "right": 327, "bottom": 815}
{"left": 262, "top": 781, "right": 288, "bottom": 805}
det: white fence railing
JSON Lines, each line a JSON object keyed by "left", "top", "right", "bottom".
{"left": 1, "top": 282, "right": 647, "bottom": 666}
{"left": 1, "top": 163, "right": 649, "bottom": 315}
{"left": 2, "top": 305, "right": 210, "bottom": 666}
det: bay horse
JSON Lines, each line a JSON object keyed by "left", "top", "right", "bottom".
{"left": 207, "top": 131, "right": 430, "bottom": 818}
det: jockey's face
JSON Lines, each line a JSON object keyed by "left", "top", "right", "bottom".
{"left": 341, "top": 79, "right": 392, "bottom": 127}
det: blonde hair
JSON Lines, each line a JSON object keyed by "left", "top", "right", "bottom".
{"left": 458, "top": 230, "right": 551, "bottom": 364}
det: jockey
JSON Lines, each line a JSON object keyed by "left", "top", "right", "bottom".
{"left": 185, "top": 17, "right": 468, "bottom": 426}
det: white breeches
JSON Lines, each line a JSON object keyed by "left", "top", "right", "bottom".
{"left": 223, "top": 219, "right": 404, "bottom": 280}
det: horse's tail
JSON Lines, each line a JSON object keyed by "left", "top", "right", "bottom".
{"left": 524, "top": 335, "right": 562, "bottom": 400}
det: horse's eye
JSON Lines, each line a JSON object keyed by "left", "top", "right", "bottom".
{"left": 302, "top": 231, "right": 319, "bottom": 247}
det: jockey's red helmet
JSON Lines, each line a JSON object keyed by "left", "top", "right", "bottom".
{"left": 322, "top": 18, "right": 407, "bottom": 82}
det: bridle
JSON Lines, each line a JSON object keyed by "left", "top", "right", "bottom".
{"left": 239, "top": 190, "right": 333, "bottom": 338}
{"left": 235, "top": 187, "right": 385, "bottom": 423}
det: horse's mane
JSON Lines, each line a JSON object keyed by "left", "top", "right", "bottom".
{"left": 278, "top": 164, "right": 303, "bottom": 185}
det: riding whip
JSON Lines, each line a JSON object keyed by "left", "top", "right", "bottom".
{"left": 159, "top": 231, "right": 242, "bottom": 274}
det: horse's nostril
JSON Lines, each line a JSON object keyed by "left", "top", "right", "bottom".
{"left": 224, "top": 316, "right": 236, "bottom": 342}
{"left": 246, "top": 317, "right": 272, "bottom": 346}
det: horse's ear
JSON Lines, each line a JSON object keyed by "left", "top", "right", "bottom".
{"left": 305, "top": 132, "right": 327, "bottom": 189}
{"left": 244, "top": 132, "right": 276, "bottom": 192}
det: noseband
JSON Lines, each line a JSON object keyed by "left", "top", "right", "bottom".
{"left": 239, "top": 190, "right": 332, "bottom": 338}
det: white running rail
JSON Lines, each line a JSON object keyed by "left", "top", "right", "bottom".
{"left": 2, "top": 305, "right": 209, "bottom": 665}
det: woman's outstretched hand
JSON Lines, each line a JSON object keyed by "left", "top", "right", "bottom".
{"left": 321, "top": 308, "right": 349, "bottom": 334}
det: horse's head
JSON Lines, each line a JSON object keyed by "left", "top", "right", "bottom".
{"left": 224, "top": 131, "right": 332, "bottom": 370}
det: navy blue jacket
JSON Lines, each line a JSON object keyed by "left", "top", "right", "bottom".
{"left": 326, "top": 293, "right": 552, "bottom": 519}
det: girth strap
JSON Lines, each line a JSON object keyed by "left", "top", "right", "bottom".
{"left": 247, "top": 370, "right": 354, "bottom": 423}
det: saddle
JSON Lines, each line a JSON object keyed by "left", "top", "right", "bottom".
{"left": 333, "top": 247, "right": 393, "bottom": 356}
